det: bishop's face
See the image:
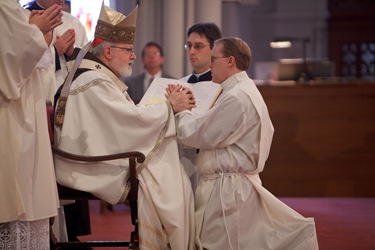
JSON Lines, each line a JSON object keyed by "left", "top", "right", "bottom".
{"left": 108, "top": 44, "right": 136, "bottom": 78}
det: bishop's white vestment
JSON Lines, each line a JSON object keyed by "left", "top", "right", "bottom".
{"left": 176, "top": 71, "right": 319, "bottom": 250}
{"left": 54, "top": 56, "right": 195, "bottom": 250}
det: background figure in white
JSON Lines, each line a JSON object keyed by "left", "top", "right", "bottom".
{"left": 0, "top": 2, "right": 62, "bottom": 249}
{"left": 26, "top": 0, "right": 88, "bottom": 101}
{"left": 26, "top": 0, "right": 90, "bottom": 241}
{"left": 171, "top": 37, "right": 319, "bottom": 249}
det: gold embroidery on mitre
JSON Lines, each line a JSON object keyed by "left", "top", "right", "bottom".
{"left": 95, "top": 20, "right": 135, "bottom": 44}
{"left": 94, "top": 3, "right": 138, "bottom": 44}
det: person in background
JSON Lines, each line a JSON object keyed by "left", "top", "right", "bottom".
{"left": 62, "top": 0, "right": 70, "bottom": 13}
{"left": 123, "top": 41, "right": 173, "bottom": 104}
{"left": 54, "top": 4, "right": 195, "bottom": 249}
{"left": 26, "top": 0, "right": 90, "bottom": 243}
{"left": 0, "top": 1, "right": 62, "bottom": 249}
{"left": 27, "top": 0, "right": 88, "bottom": 100}
{"left": 168, "top": 37, "right": 319, "bottom": 249}
{"left": 181, "top": 22, "right": 222, "bottom": 83}
{"left": 180, "top": 22, "right": 222, "bottom": 192}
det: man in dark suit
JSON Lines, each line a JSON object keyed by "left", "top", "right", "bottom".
{"left": 123, "top": 41, "right": 173, "bottom": 104}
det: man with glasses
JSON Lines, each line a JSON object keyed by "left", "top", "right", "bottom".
{"left": 123, "top": 41, "right": 173, "bottom": 104}
{"left": 168, "top": 37, "right": 319, "bottom": 249}
{"left": 54, "top": 4, "right": 195, "bottom": 249}
{"left": 180, "top": 22, "right": 222, "bottom": 192}
{"left": 181, "top": 23, "right": 222, "bottom": 83}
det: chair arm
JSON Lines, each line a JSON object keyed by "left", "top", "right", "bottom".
{"left": 51, "top": 146, "right": 145, "bottom": 163}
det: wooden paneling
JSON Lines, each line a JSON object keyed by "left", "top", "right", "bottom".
{"left": 258, "top": 82, "right": 375, "bottom": 197}
{"left": 328, "top": 0, "right": 375, "bottom": 79}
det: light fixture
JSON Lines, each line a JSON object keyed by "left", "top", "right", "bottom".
{"left": 270, "top": 37, "right": 312, "bottom": 82}
{"left": 270, "top": 40, "right": 291, "bottom": 49}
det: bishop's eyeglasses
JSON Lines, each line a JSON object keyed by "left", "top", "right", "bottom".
{"left": 109, "top": 46, "right": 135, "bottom": 55}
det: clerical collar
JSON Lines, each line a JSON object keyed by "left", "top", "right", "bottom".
{"left": 193, "top": 69, "right": 211, "bottom": 79}
{"left": 27, "top": 1, "right": 45, "bottom": 10}
{"left": 187, "top": 69, "right": 212, "bottom": 83}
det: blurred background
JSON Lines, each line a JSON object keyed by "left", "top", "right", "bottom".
{"left": 20, "top": 0, "right": 375, "bottom": 82}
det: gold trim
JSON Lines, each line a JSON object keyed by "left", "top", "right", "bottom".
{"left": 69, "top": 79, "right": 104, "bottom": 95}
{"left": 135, "top": 101, "right": 172, "bottom": 175}
{"left": 118, "top": 179, "right": 131, "bottom": 204}
{"left": 55, "top": 78, "right": 108, "bottom": 128}
{"left": 139, "top": 221, "right": 167, "bottom": 240}
{"left": 54, "top": 96, "right": 67, "bottom": 127}
{"left": 95, "top": 20, "right": 136, "bottom": 44}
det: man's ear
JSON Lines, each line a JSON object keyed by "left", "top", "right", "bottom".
{"left": 103, "top": 46, "right": 112, "bottom": 60}
{"left": 228, "top": 56, "right": 235, "bottom": 67}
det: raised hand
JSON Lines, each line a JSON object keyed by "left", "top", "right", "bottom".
{"left": 54, "top": 29, "right": 76, "bottom": 56}
{"left": 29, "top": 4, "right": 63, "bottom": 34}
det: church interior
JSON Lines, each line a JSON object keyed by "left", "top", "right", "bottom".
{"left": 18, "top": 0, "right": 375, "bottom": 249}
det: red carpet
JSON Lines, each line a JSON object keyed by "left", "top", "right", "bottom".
{"left": 80, "top": 198, "right": 375, "bottom": 249}
{"left": 280, "top": 198, "right": 375, "bottom": 250}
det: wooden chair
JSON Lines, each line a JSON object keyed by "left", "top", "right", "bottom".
{"left": 50, "top": 146, "right": 145, "bottom": 249}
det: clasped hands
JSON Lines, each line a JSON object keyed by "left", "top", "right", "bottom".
{"left": 28, "top": 4, "right": 75, "bottom": 55}
{"left": 165, "top": 84, "right": 196, "bottom": 113}
{"left": 29, "top": 4, "right": 62, "bottom": 46}
{"left": 29, "top": 4, "right": 62, "bottom": 34}
{"left": 54, "top": 29, "right": 76, "bottom": 57}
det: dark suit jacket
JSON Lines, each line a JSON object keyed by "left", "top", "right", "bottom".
{"left": 123, "top": 71, "right": 173, "bottom": 104}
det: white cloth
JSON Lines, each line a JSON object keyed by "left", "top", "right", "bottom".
{"left": 25, "top": 4, "right": 88, "bottom": 101}
{"left": 22, "top": 8, "right": 56, "bottom": 103}
{"left": 54, "top": 58, "right": 195, "bottom": 249}
{"left": 178, "top": 74, "right": 201, "bottom": 193}
{"left": 0, "top": 218, "right": 50, "bottom": 250}
{"left": 180, "top": 74, "right": 192, "bottom": 82}
{"left": 0, "top": 0, "right": 59, "bottom": 224}
{"left": 176, "top": 71, "right": 319, "bottom": 250}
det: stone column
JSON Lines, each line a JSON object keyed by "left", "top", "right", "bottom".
{"left": 162, "top": 0, "right": 185, "bottom": 78}
{"left": 195, "top": 0, "right": 222, "bottom": 28}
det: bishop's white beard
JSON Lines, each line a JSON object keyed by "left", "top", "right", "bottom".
{"left": 118, "top": 64, "right": 132, "bottom": 78}
{"left": 111, "top": 56, "right": 133, "bottom": 78}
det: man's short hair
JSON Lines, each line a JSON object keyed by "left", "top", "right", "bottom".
{"left": 91, "top": 41, "right": 112, "bottom": 57}
{"left": 215, "top": 37, "right": 252, "bottom": 71}
{"left": 141, "top": 41, "right": 164, "bottom": 58}
{"left": 187, "top": 23, "right": 222, "bottom": 49}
